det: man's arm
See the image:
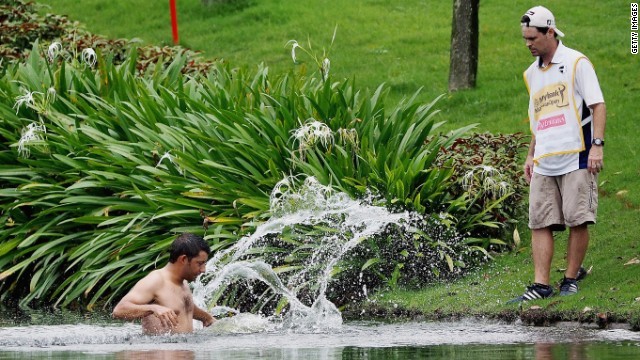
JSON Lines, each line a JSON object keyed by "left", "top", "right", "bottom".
{"left": 574, "top": 57, "right": 606, "bottom": 174}
{"left": 193, "top": 305, "right": 215, "bottom": 327}
{"left": 524, "top": 136, "right": 536, "bottom": 184}
{"left": 112, "top": 272, "right": 178, "bottom": 328}
{"left": 587, "top": 102, "right": 606, "bottom": 174}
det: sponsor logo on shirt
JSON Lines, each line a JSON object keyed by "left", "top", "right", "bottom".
{"left": 532, "top": 82, "right": 570, "bottom": 120}
{"left": 537, "top": 114, "right": 567, "bottom": 131}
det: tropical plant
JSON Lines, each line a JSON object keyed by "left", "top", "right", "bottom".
{"left": 1, "top": 47, "right": 276, "bottom": 308}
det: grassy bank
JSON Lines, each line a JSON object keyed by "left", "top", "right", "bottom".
{"left": 359, "top": 194, "right": 640, "bottom": 328}
{"left": 33, "top": 0, "right": 640, "bottom": 324}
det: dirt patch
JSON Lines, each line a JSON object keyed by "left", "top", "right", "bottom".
{"left": 346, "top": 302, "right": 637, "bottom": 331}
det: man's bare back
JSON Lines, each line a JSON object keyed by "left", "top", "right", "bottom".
{"left": 112, "top": 235, "right": 214, "bottom": 334}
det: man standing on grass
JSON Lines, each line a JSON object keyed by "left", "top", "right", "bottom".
{"left": 112, "top": 233, "right": 215, "bottom": 334}
{"left": 509, "top": 6, "right": 606, "bottom": 302}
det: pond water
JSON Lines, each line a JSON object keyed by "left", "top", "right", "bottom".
{"left": 1, "top": 315, "right": 639, "bottom": 360}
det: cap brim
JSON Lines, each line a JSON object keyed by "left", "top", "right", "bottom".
{"left": 553, "top": 27, "right": 565, "bottom": 37}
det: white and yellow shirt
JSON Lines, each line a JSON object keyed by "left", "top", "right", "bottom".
{"left": 524, "top": 42, "right": 604, "bottom": 176}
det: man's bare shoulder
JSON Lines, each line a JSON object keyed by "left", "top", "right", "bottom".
{"left": 130, "top": 269, "right": 166, "bottom": 291}
{"left": 145, "top": 269, "right": 165, "bottom": 279}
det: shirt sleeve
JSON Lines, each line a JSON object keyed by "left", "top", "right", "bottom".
{"left": 574, "top": 58, "right": 604, "bottom": 106}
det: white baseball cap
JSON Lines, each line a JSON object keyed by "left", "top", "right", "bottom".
{"left": 521, "top": 6, "right": 565, "bottom": 37}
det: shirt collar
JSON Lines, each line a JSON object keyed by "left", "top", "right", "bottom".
{"left": 538, "top": 40, "right": 565, "bottom": 68}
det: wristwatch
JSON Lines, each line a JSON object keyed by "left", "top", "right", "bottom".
{"left": 592, "top": 138, "right": 605, "bottom": 146}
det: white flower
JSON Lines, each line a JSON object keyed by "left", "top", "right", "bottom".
{"left": 479, "top": 165, "right": 499, "bottom": 177}
{"left": 156, "top": 151, "right": 183, "bottom": 174}
{"left": 270, "top": 176, "right": 293, "bottom": 210}
{"left": 291, "top": 119, "right": 334, "bottom": 150}
{"left": 337, "top": 128, "right": 358, "bottom": 147}
{"left": 496, "top": 181, "right": 510, "bottom": 199}
{"left": 322, "top": 57, "right": 330, "bottom": 78}
{"left": 13, "top": 90, "right": 41, "bottom": 114}
{"left": 81, "top": 48, "right": 97, "bottom": 67}
{"left": 156, "top": 151, "right": 172, "bottom": 166}
{"left": 461, "top": 170, "right": 475, "bottom": 191}
{"left": 287, "top": 40, "right": 300, "bottom": 63}
{"left": 462, "top": 165, "right": 511, "bottom": 199}
{"left": 483, "top": 176, "right": 497, "bottom": 192}
{"left": 17, "top": 122, "right": 47, "bottom": 158}
{"left": 46, "top": 87, "right": 57, "bottom": 104}
{"left": 47, "top": 42, "right": 62, "bottom": 62}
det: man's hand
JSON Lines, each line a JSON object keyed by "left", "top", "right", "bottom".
{"left": 151, "top": 304, "right": 179, "bottom": 328}
{"left": 193, "top": 305, "right": 215, "bottom": 327}
{"left": 524, "top": 155, "right": 535, "bottom": 184}
{"left": 201, "top": 313, "right": 215, "bottom": 327}
{"left": 588, "top": 145, "right": 604, "bottom": 174}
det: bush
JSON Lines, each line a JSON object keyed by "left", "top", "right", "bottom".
{"left": 0, "top": 0, "right": 213, "bottom": 74}
{"left": 433, "top": 132, "right": 529, "bottom": 245}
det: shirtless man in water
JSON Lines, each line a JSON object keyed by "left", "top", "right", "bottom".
{"left": 112, "top": 233, "right": 215, "bottom": 334}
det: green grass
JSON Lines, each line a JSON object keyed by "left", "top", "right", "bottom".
{"left": 35, "top": 0, "right": 640, "bottom": 321}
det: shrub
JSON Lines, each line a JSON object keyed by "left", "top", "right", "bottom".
{"left": 433, "top": 132, "right": 529, "bottom": 246}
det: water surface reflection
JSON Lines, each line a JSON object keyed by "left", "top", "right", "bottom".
{"left": 115, "top": 350, "right": 195, "bottom": 360}
{"left": 1, "top": 320, "right": 639, "bottom": 359}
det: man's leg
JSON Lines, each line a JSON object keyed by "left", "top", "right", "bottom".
{"left": 508, "top": 173, "right": 559, "bottom": 303}
{"left": 532, "top": 227, "right": 554, "bottom": 285}
{"left": 507, "top": 226, "right": 555, "bottom": 303}
{"left": 566, "top": 224, "right": 589, "bottom": 279}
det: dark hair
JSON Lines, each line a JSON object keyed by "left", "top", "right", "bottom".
{"left": 168, "top": 233, "right": 211, "bottom": 263}
{"left": 521, "top": 15, "right": 555, "bottom": 37}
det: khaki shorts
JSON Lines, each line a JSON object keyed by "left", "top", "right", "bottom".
{"left": 529, "top": 169, "right": 598, "bottom": 231}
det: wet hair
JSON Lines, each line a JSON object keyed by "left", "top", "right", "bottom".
{"left": 168, "top": 233, "right": 211, "bottom": 263}
{"left": 521, "top": 15, "right": 556, "bottom": 38}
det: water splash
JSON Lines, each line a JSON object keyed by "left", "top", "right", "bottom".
{"left": 192, "top": 176, "right": 410, "bottom": 331}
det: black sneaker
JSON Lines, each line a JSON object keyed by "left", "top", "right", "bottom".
{"left": 559, "top": 277, "right": 578, "bottom": 296}
{"left": 576, "top": 266, "right": 588, "bottom": 281}
{"left": 507, "top": 283, "right": 554, "bottom": 303}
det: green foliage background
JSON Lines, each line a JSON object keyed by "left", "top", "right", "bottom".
{"left": 0, "top": 32, "right": 521, "bottom": 310}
